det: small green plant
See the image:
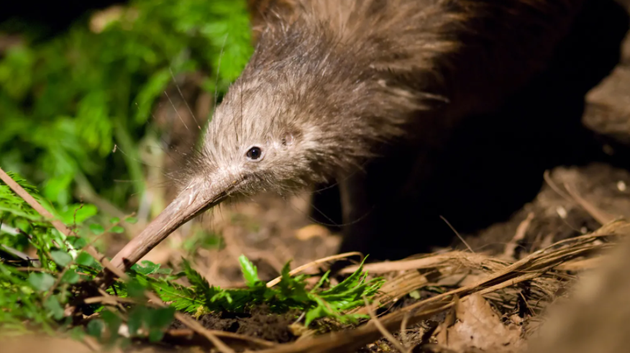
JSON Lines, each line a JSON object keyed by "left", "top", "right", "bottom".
{"left": 0, "top": 0, "right": 254, "bottom": 209}
{"left": 123, "top": 255, "right": 383, "bottom": 327}
{"left": 0, "top": 172, "right": 103, "bottom": 333}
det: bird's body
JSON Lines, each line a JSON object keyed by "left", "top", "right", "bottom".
{"left": 112, "top": 0, "right": 609, "bottom": 270}
{"left": 219, "top": 0, "right": 584, "bottom": 187}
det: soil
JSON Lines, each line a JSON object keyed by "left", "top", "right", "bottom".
{"left": 170, "top": 305, "right": 300, "bottom": 343}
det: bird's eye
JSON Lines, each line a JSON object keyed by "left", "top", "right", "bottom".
{"left": 246, "top": 146, "right": 263, "bottom": 161}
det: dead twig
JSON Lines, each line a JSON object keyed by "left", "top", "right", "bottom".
{"left": 266, "top": 251, "right": 363, "bottom": 287}
{"left": 543, "top": 170, "right": 573, "bottom": 202}
{"left": 364, "top": 296, "right": 409, "bottom": 353}
{"left": 400, "top": 312, "right": 411, "bottom": 349}
{"left": 0, "top": 168, "right": 128, "bottom": 281}
{"left": 83, "top": 296, "right": 137, "bottom": 305}
{"left": 340, "top": 252, "right": 495, "bottom": 274}
{"left": 564, "top": 183, "right": 616, "bottom": 225}
{"left": 503, "top": 212, "right": 535, "bottom": 259}
{"left": 440, "top": 215, "right": 474, "bottom": 253}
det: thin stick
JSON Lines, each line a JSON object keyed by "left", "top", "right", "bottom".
{"left": 266, "top": 252, "right": 363, "bottom": 287}
{"left": 83, "top": 296, "right": 137, "bottom": 305}
{"left": 543, "top": 170, "right": 572, "bottom": 202}
{"left": 564, "top": 183, "right": 615, "bottom": 225}
{"left": 503, "top": 212, "right": 534, "bottom": 259}
{"left": 0, "top": 168, "right": 130, "bottom": 281}
{"left": 440, "top": 215, "right": 474, "bottom": 253}
{"left": 0, "top": 168, "right": 76, "bottom": 239}
{"left": 173, "top": 313, "right": 236, "bottom": 353}
{"left": 364, "top": 296, "right": 409, "bottom": 353}
{"left": 400, "top": 312, "right": 411, "bottom": 349}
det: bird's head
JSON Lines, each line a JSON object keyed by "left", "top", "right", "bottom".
{"left": 110, "top": 17, "right": 421, "bottom": 270}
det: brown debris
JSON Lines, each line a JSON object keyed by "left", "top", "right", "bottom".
{"left": 438, "top": 294, "right": 522, "bottom": 352}
{"left": 529, "top": 236, "right": 630, "bottom": 353}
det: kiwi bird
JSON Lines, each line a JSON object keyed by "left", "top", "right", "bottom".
{"left": 111, "top": 0, "right": 588, "bottom": 271}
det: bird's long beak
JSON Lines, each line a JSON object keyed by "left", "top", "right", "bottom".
{"left": 110, "top": 179, "right": 231, "bottom": 272}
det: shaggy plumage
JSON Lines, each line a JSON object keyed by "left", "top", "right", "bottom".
{"left": 190, "top": 0, "right": 584, "bottom": 197}
{"left": 110, "top": 0, "right": 591, "bottom": 271}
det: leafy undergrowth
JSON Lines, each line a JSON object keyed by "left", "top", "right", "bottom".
{"left": 0, "top": 0, "right": 254, "bottom": 209}
{"left": 0, "top": 172, "right": 384, "bottom": 348}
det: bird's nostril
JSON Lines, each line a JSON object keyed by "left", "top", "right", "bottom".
{"left": 282, "top": 133, "right": 294, "bottom": 146}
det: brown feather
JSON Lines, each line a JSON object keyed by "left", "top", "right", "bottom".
{"left": 192, "top": 0, "right": 586, "bottom": 195}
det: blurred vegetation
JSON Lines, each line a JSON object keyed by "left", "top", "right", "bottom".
{"left": 0, "top": 0, "right": 254, "bottom": 212}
